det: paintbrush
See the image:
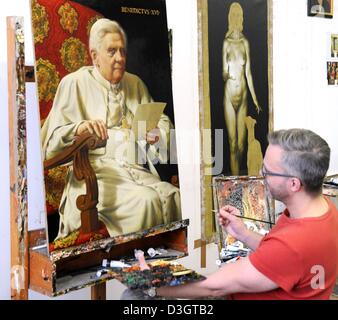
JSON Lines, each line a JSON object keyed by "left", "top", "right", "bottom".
{"left": 212, "top": 210, "right": 274, "bottom": 225}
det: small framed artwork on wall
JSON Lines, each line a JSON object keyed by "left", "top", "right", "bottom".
{"left": 331, "top": 34, "right": 338, "bottom": 58}
{"left": 308, "top": 0, "right": 333, "bottom": 18}
{"left": 327, "top": 61, "right": 338, "bottom": 85}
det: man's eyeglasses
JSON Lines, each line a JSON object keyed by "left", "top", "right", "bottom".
{"left": 260, "top": 165, "right": 296, "bottom": 179}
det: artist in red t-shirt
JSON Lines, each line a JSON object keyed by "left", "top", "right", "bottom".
{"left": 156, "top": 128, "right": 338, "bottom": 300}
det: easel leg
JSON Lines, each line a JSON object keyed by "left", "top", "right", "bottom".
{"left": 194, "top": 239, "right": 207, "bottom": 268}
{"left": 91, "top": 282, "right": 106, "bottom": 300}
{"left": 7, "top": 16, "right": 29, "bottom": 300}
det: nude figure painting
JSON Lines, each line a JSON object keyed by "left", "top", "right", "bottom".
{"left": 198, "top": 0, "right": 273, "bottom": 240}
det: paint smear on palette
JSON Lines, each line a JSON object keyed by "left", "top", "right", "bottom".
{"left": 110, "top": 260, "right": 205, "bottom": 289}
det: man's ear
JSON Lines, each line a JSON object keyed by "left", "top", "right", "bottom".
{"left": 289, "top": 177, "right": 302, "bottom": 192}
{"left": 90, "top": 49, "right": 98, "bottom": 66}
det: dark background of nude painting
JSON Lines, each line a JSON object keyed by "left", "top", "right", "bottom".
{"left": 72, "top": 0, "right": 178, "bottom": 181}
{"left": 207, "top": 0, "right": 269, "bottom": 175}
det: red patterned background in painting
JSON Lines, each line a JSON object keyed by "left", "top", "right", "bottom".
{"left": 32, "top": 0, "right": 103, "bottom": 120}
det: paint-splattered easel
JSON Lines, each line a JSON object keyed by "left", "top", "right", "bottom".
{"left": 7, "top": 16, "right": 106, "bottom": 300}
{"left": 7, "top": 16, "right": 29, "bottom": 301}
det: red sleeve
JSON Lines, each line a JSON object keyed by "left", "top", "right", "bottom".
{"left": 249, "top": 236, "right": 303, "bottom": 292}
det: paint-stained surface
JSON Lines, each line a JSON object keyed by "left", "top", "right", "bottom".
{"left": 108, "top": 260, "right": 205, "bottom": 290}
{"left": 29, "top": 219, "right": 189, "bottom": 296}
{"left": 50, "top": 219, "right": 189, "bottom": 262}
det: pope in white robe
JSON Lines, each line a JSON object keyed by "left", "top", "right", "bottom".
{"left": 41, "top": 19, "right": 181, "bottom": 240}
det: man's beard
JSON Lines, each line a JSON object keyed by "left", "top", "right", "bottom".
{"left": 264, "top": 180, "right": 288, "bottom": 203}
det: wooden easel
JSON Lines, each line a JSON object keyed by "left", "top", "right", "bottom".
{"left": 7, "top": 16, "right": 29, "bottom": 301}
{"left": 7, "top": 16, "right": 106, "bottom": 300}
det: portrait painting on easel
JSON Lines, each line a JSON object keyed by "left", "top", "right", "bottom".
{"left": 198, "top": 0, "right": 273, "bottom": 240}
{"left": 30, "top": 0, "right": 182, "bottom": 253}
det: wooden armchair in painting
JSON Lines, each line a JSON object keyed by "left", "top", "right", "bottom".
{"left": 42, "top": 131, "right": 111, "bottom": 250}
{"left": 44, "top": 132, "right": 107, "bottom": 238}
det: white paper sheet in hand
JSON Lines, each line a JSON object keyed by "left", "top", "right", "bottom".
{"left": 131, "top": 102, "right": 166, "bottom": 140}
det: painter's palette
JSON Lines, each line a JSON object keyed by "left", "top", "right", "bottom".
{"left": 109, "top": 260, "right": 205, "bottom": 290}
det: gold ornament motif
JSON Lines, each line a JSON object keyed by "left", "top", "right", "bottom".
{"left": 45, "top": 166, "right": 68, "bottom": 210}
{"left": 121, "top": 117, "right": 131, "bottom": 129}
{"left": 87, "top": 15, "right": 103, "bottom": 35}
{"left": 36, "top": 58, "right": 60, "bottom": 102}
{"left": 31, "top": 0, "right": 49, "bottom": 44}
{"left": 60, "top": 37, "right": 89, "bottom": 72}
{"left": 52, "top": 230, "right": 80, "bottom": 250}
{"left": 58, "top": 2, "right": 79, "bottom": 34}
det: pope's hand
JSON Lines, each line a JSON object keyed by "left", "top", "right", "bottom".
{"left": 146, "top": 128, "right": 160, "bottom": 145}
{"left": 76, "top": 120, "right": 108, "bottom": 140}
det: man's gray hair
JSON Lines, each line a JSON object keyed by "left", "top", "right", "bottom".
{"left": 268, "top": 129, "right": 330, "bottom": 194}
{"left": 89, "top": 18, "right": 127, "bottom": 52}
